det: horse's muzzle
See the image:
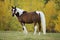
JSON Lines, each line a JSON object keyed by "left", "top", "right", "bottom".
{"left": 12, "top": 14, "right": 14, "bottom": 17}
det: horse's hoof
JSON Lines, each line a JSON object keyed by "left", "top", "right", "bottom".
{"left": 43, "top": 33, "right": 46, "bottom": 35}
{"left": 33, "top": 32, "right": 37, "bottom": 35}
{"left": 38, "top": 32, "right": 41, "bottom": 35}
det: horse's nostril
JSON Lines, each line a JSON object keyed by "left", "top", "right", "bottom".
{"left": 23, "top": 28, "right": 24, "bottom": 30}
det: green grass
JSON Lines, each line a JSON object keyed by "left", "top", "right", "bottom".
{"left": 0, "top": 31, "right": 60, "bottom": 40}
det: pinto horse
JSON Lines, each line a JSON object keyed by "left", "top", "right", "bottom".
{"left": 11, "top": 6, "right": 46, "bottom": 35}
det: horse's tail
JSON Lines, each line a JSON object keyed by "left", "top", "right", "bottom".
{"left": 40, "top": 11, "right": 46, "bottom": 34}
{"left": 36, "top": 11, "right": 46, "bottom": 34}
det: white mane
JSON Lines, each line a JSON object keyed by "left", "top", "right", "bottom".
{"left": 16, "top": 8, "right": 24, "bottom": 16}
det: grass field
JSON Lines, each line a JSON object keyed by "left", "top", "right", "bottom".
{"left": 0, "top": 31, "right": 60, "bottom": 40}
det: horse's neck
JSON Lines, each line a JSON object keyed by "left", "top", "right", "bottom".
{"left": 16, "top": 8, "right": 24, "bottom": 16}
{"left": 15, "top": 12, "right": 20, "bottom": 17}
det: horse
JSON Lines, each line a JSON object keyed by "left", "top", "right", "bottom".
{"left": 11, "top": 6, "right": 46, "bottom": 35}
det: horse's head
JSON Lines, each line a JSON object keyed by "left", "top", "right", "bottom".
{"left": 11, "top": 6, "right": 17, "bottom": 16}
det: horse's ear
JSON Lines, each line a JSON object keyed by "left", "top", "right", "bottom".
{"left": 15, "top": 6, "right": 16, "bottom": 8}
{"left": 12, "top": 6, "right": 14, "bottom": 8}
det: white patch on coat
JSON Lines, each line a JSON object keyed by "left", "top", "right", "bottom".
{"left": 15, "top": 8, "right": 24, "bottom": 16}
{"left": 23, "top": 26, "right": 28, "bottom": 34}
{"left": 12, "top": 9, "right": 15, "bottom": 13}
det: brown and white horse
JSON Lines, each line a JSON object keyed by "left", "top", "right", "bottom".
{"left": 11, "top": 6, "right": 46, "bottom": 35}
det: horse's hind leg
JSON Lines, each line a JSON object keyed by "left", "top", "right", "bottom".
{"left": 38, "top": 22, "right": 41, "bottom": 35}
{"left": 21, "top": 23, "right": 28, "bottom": 35}
{"left": 34, "top": 23, "right": 38, "bottom": 35}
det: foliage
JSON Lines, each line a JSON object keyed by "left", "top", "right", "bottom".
{"left": 55, "top": 0, "right": 60, "bottom": 10}
{"left": 0, "top": 0, "right": 60, "bottom": 32}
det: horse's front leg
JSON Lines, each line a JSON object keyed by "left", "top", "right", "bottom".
{"left": 21, "top": 23, "right": 28, "bottom": 35}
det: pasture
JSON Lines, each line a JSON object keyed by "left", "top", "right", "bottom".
{"left": 0, "top": 31, "right": 60, "bottom": 40}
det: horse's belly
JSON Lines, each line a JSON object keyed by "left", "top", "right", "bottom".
{"left": 25, "top": 22, "right": 33, "bottom": 24}
{"left": 24, "top": 20, "right": 33, "bottom": 24}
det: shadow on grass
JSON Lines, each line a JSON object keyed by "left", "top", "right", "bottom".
{"left": 24, "top": 37, "right": 46, "bottom": 40}
{"left": 24, "top": 38, "right": 35, "bottom": 40}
